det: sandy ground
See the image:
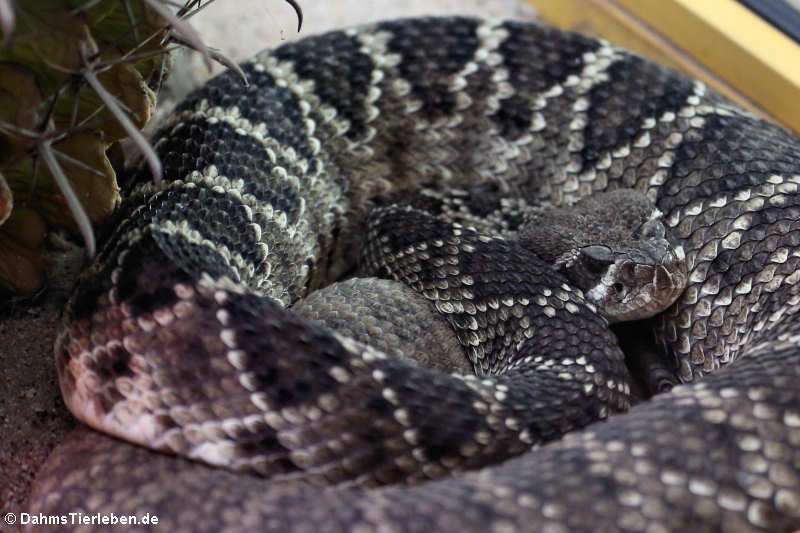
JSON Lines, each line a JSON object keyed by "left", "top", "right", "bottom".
{"left": 0, "top": 0, "right": 537, "bottom": 529}
{"left": 0, "top": 237, "right": 84, "bottom": 526}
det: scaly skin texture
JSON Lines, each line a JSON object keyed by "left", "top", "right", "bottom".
{"left": 27, "top": 18, "right": 800, "bottom": 532}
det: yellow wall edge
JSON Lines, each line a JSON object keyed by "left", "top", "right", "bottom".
{"left": 529, "top": 0, "right": 800, "bottom": 133}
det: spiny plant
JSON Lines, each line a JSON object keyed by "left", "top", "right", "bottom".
{"left": 0, "top": 0, "right": 302, "bottom": 294}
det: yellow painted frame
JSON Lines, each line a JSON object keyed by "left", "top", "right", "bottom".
{"left": 529, "top": 0, "right": 800, "bottom": 133}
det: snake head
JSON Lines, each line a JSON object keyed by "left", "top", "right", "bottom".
{"left": 565, "top": 218, "right": 688, "bottom": 322}
{"left": 520, "top": 189, "right": 688, "bottom": 323}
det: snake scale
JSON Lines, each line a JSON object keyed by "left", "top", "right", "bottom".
{"left": 25, "top": 17, "right": 800, "bottom": 532}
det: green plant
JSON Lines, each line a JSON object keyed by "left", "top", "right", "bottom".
{"left": 0, "top": 0, "right": 302, "bottom": 293}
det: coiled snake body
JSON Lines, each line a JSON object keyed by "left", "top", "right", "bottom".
{"left": 28, "top": 17, "right": 800, "bottom": 532}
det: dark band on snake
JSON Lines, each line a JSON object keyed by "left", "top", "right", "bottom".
{"left": 27, "top": 17, "right": 800, "bottom": 533}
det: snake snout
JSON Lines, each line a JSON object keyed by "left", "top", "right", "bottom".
{"left": 579, "top": 236, "right": 688, "bottom": 323}
{"left": 618, "top": 239, "right": 688, "bottom": 321}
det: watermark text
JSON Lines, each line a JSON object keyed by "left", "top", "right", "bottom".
{"left": 4, "top": 511, "right": 158, "bottom": 527}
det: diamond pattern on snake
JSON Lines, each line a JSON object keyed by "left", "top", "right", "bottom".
{"left": 27, "top": 17, "right": 800, "bottom": 533}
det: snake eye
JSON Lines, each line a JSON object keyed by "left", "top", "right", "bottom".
{"left": 580, "top": 245, "right": 614, "bottom": 274}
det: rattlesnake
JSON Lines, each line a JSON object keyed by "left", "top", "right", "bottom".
{"left": 27, "top": 17, "right": 800, "bottom": 532}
